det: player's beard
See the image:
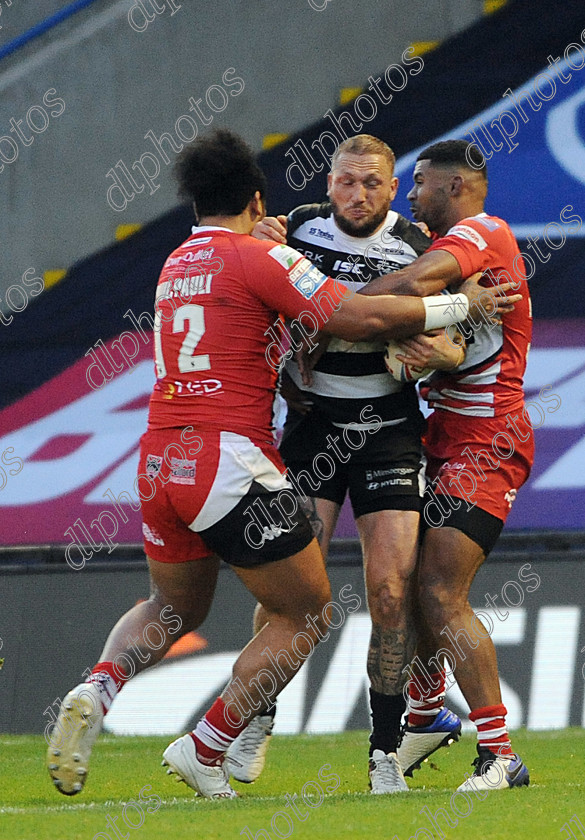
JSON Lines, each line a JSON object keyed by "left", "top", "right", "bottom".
{"left": 330, "top": 199, "right": 389, "bottom": 238}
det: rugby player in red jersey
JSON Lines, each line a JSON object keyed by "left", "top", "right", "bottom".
{"left": 45, "top": 131, "right": 515, "bottom": 800}
{"left": 360, "top": 140, "right": 533, "bottom": 791}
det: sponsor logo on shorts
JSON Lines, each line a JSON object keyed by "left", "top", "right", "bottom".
{"left": 440, "top": 460, "right": 468, "bottom": 473}
{"left": 367, "top": 478, "right": 413, "bottom": 490}
{"left": 445, "top": 224, "right": 488, "bottom": 251}
{"left": 142, "top": 523, "right": 165, "bottom": 546}
{"left": 256, "top": 524, "right": 294, "bottom": 546}
{"left": 146, "top": 454, "right": 163, "bottom": 478}
{"left": 289, "top": 265, "right": 328, "bottom": 300}
{"left": 365, "top": 468, "right": 415, "bottom": 479}
{"left": 268, "top": 244, "right": 302, "bottom": 269}
{"left": 169, "top": 458, "right": 197, "bottom": 485}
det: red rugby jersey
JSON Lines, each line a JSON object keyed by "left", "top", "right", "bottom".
{"left": 420, "top": 213, "right": 532, "bottom": 417}
{"left": 147, "top": 226, "right": 343, "bottom": 442}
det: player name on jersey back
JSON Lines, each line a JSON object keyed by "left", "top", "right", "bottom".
{"left": 147, "top": 225, "right": 346, "bottom": 441}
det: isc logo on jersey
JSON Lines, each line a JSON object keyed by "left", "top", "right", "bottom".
{"left": 447, "top": 224, "right": 488, "bottom": 251}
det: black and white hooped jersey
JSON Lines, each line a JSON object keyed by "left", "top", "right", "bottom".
{"left": 284, "top": 202, "right": 430, "bottom": 429}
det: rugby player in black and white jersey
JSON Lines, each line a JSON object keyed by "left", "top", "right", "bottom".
{"left": 226, "top": 135, "right": 463, "bottom": 793}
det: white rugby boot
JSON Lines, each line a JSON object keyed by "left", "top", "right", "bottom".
{"left": 397, "top": 707, "right": 462, "bottom": 777}
{"left": 46, "top": 681, "right": 103, "bottom": 795}
{"left": 163, "top": 734, "right": 238, "bottom": 799}
{"left": 457, "top": 745, "right": 529, "bottom": 791}
{"left": 226, "top": 714, "right": 274, "bottom": 783}
{"left": 368, "top": 750, "right": 409, "bottom": 794}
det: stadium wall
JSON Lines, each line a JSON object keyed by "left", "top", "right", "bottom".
{"left": 1, "top": 549, "right": 584, "bottom": 735}
{"left": 0, "top": 0, "right": 483, "bottom": 292}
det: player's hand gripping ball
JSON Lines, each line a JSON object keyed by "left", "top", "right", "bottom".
{"left": 384, "top": 325, "right": 461, "bottom": 383}
{"left": 383, "top": 340, "right": 434, "bottom": 382}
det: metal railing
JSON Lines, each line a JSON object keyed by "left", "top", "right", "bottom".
{"left": 0, "top": 0, "right": 100, "bottom": 62}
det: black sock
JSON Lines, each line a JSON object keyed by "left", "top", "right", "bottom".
{"left": 369, "top": 689, "right": 407, "bottom": 756}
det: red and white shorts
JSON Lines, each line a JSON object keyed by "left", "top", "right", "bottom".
{"left": 137, "top": 428, "right": 313, "bottom": 566}
{"left": 424, "top": 409, "right": 535, "bottom": 523}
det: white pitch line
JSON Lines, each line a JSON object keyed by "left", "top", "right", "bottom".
{"left": 0, "top": 797, "right": 182, "bottom": 816}
{"left": 4, "top": 782, "right": 580, "bottom": 815}
{"left": 0, "top": 791, "right": 356, "bottom": 815}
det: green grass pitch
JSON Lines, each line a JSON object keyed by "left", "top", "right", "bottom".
{"left": 1, "top": 730, "right": 583, "bottom": 840}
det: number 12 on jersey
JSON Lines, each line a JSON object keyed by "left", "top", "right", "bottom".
{"left": 154, "top": 303, "right": 211, "bottom": 379}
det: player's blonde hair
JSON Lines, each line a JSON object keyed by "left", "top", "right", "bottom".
{"left": 330, "top": 135, "right": 396, "bottom": 174}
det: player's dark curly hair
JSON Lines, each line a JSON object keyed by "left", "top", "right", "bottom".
{"left": 174, "top": 129, "right": 267, "bottom": 219}
{"left": 417, "top": 139, "right": 487, "bottom": 177}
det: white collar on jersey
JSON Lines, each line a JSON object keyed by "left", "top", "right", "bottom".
{"left": 191, "top": 225, "right": 234, "bottom": 234}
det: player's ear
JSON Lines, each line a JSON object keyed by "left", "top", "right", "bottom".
{"left": 450, "top": 174, "right": 464, "bottom": 196}
{"left": 390, "top": 176, "right": 399, "bottom": 200}
{"left": 250, "top": 191, "right": 266, "bottom": 221}
{"left": 326, "top": 171, "right": 333, "bottom": 195}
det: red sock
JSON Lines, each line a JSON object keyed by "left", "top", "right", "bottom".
{"left": 90, "top": 661, "right": 128, "bottom": 690}
{"left": 191, "top": 697, "right": 247, "bottom": 765}
{"left": 408, "top": 670, "right": 445, "bottom": 727}
{"left": 87, "top": 661, "right": 129, "bottom": 713}
{"left": 469, "top": 703, "right": 513, "bottom": 757}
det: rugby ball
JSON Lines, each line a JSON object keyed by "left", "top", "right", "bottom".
{"left": 384, "top": 340, "right": 434, "bottom": 383}
{"left": 384, "top": 325, "right": 463, "bottom": 383}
